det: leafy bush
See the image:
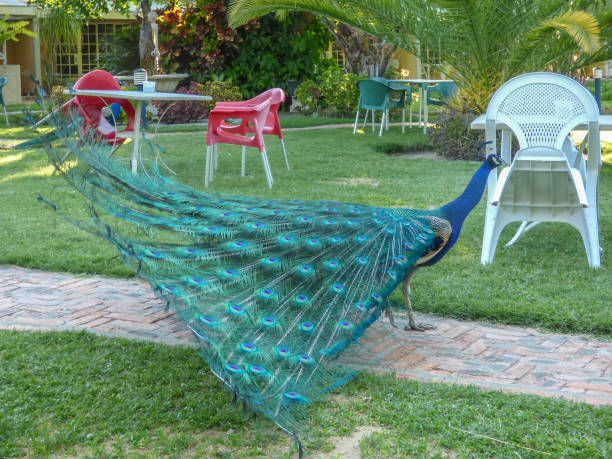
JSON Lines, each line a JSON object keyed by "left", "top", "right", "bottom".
{"left": 158, "top": 3, "right": 333, "bottom": 98}
{"left": 295, "top": 69, "right": 365, "bottom": 116}
{"left": 430, "top": 109, "right": 483, "bottom": 160}
{"left": 153, "top": 81, "right": 241, "bottom": 124}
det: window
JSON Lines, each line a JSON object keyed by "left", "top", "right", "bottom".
{"left": 55, "top": 22, "right": 131, "bottom": 80}
{"left": 327, "top": 42, "right": 346, "bottom": 69}
{"left": 419, "top": 43, "right": 441, "bottom": 79}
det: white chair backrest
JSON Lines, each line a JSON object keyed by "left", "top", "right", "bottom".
{"left": 485, "top": 72, "right": 600, "bottom": 152}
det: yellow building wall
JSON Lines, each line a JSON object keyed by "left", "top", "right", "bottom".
{"left": 392, "top": 49, "right": 443, "bottom": 79}
{"left": 7, "top": 21, "right": 36, "bottom": 95}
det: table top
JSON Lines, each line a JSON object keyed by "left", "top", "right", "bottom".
{"left": 63, "top": 89, "right": 211, "bottom": 102}
{"left": 389, "top": 79, "right": 453, "bottom": 85}
{"left": 470, "top": 114, "right": 612, "bottom": 130}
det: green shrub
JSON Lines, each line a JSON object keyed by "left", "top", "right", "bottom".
{"left": 200, "top": 80, "right": 242, "bottom": 112}
{"left": 158, "top": 4, "right": 333, "bottom": 98}
{"left": 295, "top": 69, "right": 365, "bottom": 116}
{"left": 430, "top": 109, "right": 483, "bottom": 160}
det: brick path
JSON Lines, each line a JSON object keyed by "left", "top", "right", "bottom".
{"left": 1, "top": 265, "right": 610, "bottom": 406}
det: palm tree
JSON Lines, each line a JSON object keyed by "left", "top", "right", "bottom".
{"left": 229, "top": 0, "right": 609, "bottom": 113}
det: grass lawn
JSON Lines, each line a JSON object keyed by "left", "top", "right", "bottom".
{"left": 1, "top": 330, "right": 610, "bottom": 458}
{"left": 0, "top": 120, "right": 610, "bottom": 337}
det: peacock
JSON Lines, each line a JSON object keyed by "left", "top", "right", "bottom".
{"left": 38, "top": 113, "right": 503, "bottom": 456}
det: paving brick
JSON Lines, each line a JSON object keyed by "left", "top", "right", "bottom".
{"left": 104, "top": 312, "right": 156, "bottom": 324}
{"left": 463, "top": 338, "right": 487, "bottom": 355}
{"left": 565, "top": 382, "right": 612, "bottom": 393}
{"left": 443, "top": 325, "right": 472, "bottom": 339}
{"left": 108, "top": 319, "right": 161, "bottom": 331}
{"left": 504, "top": 362, "right": 535, "bottom": 380}
{"left": 391, "top": 353, "right": 426, "bottom": 369}
{"left": 81, "top": 317, "right": 113, "bottom": 328}
{"left": 368, "top": 338, "right": 398, "bottom": 354}
{"left": 71, "top": 312, "right": 108, "bottom": 326}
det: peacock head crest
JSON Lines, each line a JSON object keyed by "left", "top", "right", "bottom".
{"left": 477, "top": 141, "right": 506, "bottom": 169}
{"left": 485, "top": 154, "right": 506, "bottom": 169}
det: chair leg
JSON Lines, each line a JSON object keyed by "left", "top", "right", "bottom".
{"left": 362, "top": 110, "right": 369, "bottom": 128}
{"left": 401, "top": 109, "right": 405, "bottom": 134}
{"left": 409, "top": 104, "right": 413, "bottom": 128}
{"left": 205, "top": 145, "right": 212, "bottom": 187}
{"left": 418, "top": 88, "right": 423, "bottom": 126}
{"left": 379, "top": 111, "right": 385, "bottom": 136}
{"left": 353, "top": 109, "right": 359, "bottom": 134}
{"left": 280, "top": 138, "right": 290, "bottom": 170}
{"left": 372, "top": 110, "right": 375, "bottom": 133}
{"left": 261, "top": 149, "right": 273, "bottom": 189}
{"left": 481, "top": 206, "right": 507, "bottom": 265}
{"left": 505, "top": 221, "right": 540, "bottom": 247}
{"left": 241, "top": 146, "right": 246, "bottom": 176}
{"left": 2, "top": 105, "right": 8, "bottom": 126}
{"left": 385, "top": 109, "right": 389, "bottom": 130}
{"left": 213, "top": 144, "right": 219, "bottom": 170}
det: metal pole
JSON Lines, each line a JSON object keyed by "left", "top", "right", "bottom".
{"left": 593, "top": 67, "right": 602, "bottom": 113}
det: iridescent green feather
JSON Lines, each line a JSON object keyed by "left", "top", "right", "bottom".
{"left": 40, "top": 112, "right": 438, "bottom": 440}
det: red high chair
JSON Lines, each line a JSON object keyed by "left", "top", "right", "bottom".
{"left": 205, "top": 97, "right": 274, "bottom": 188}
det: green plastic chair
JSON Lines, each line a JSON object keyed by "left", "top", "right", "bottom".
{"left": 353, "top": 78, "right": 411, "bottom": 136}
{"left": 426, "top": 81, "right": 458, "bottom": 106}
{"left": 0, "top": 77, "right": 8, "bottom": 125}
{"left": 379, "top": 78, "right": 413, "bottom": 133}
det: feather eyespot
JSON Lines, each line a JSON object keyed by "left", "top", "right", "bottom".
{"left": 294, "top": 294, "right": 309, "bottom": 305}
{"left": 224, "top": 363, "right": 242, "bottom": 374}
{"left": 300, "top": 322, "right": 314, "bottom": 332}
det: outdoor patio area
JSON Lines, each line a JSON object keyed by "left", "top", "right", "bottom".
{"left": 1, "top": 0, "right": 611, "bottom": 457}
{"left": 1, "top": 113, "right": 611, "bottom": 457}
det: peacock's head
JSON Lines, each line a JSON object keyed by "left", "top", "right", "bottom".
{"left": 476, "top": 141, "right": 507, "bottom": 169}
{"left": 484, "top": 154, "right": 506, "bottom": 169}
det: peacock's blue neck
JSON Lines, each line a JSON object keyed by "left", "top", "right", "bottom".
{"left": 440, "top": 160, "right": 493, "bottom": 232}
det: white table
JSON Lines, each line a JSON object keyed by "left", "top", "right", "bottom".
{"left": 470, "top": 113, "right": 612, "bottom": 132}
{"left": 64, "top": 89, "right": 211, "bottom": 173}
{"left": 389, "top": 79, "right": 453, "bottom": 133}
{"left": 470, "top": 113, "right": 612, "bottom": 164}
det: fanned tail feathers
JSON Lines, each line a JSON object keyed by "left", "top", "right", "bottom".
{"left": 40, "top": 113, "right": 437, "bottom": 438}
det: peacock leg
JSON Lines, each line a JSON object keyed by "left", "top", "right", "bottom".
{"left": 401, "top": 272, "right": 435, "bottom": 332}
{"left": 385, "top": 306, "right": 398, "bottom": 328}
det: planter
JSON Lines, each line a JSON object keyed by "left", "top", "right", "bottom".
{"left": 114, "top": 73, "right": 189, "bottom": 92}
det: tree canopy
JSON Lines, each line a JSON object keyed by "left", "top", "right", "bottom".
{"left": 229, "top": 0, "right": 610, "bottom": 112}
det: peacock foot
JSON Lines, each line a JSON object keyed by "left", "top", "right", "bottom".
{"left": 385, "top": 307, "right": 398, "bottom": 328}
{"left": 404, "top": 311, "right": 436, "bottom": 332}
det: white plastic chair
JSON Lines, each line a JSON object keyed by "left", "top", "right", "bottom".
{"left": 481, "top": 72, "right": 602, "bottom": 268}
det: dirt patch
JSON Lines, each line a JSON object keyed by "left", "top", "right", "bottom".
{"left": 325, "top": 177, "right": 380, "bottom": 187}
{"left": 394, "top": 151, "right": 440, "bottom": 159}
{"left": 318, "top": 426, "right": 383, "bottom": 459}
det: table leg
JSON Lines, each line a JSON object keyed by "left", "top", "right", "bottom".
{"left": 423, "top": 85, "right": 428, "bottom": 134}
{"left": 418, "top": 87, "right": 422, "bottom": 127}
{"left": 131, "top": 100, "right": 143, "bottom": 174}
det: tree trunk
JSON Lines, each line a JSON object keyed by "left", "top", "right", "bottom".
{"left": 319, "top": 18, "right": 394, "bottom": 76}
{"left": 139, "top": 0, "right": 155, "bottom": 74}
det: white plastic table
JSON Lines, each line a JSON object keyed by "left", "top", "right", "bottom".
{"left": 389, "top": 79, "right": 453, "bottom": 133}
{"left": 470, "top": 113, "right": 612, "bottom": 161}
{"left": 64, "top": 89, "right": 211, "bottom": 173}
